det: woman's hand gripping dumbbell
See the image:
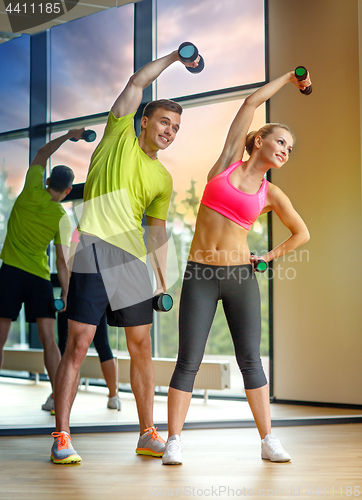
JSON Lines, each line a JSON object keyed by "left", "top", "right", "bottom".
{"left": 294, "top": 66, "right": 312, "bottom": 95}
{"left": 250, "top": 253, "right": 268, "bottom": 273}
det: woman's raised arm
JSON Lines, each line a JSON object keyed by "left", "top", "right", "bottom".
{"left": 207, "top": 70, "right": 311, "bottom": 181}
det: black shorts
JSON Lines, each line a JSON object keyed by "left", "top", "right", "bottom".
{"left": 0, "top": 263, "right": 55, "bottom": 322}
{"left": 67, "top": 234, "right": 153, "bottom": 328}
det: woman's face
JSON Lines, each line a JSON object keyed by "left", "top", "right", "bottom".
{"left": 258, "top": 128, "right": 294, "bottom": 168}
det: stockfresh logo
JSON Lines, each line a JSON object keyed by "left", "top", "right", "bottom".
{"left": 5, "top": 1, "right": 79, "bottom": 33}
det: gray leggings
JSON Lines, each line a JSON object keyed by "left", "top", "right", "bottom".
{"left": 169, "top": 261, "right": 267, "bottom": 392}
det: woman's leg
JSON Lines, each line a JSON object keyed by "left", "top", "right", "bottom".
{"left": 167, "top": 263, "right": 219, "bottom": 438}
{"left": 100, "top": 358, "right": 118, "bottom": 398}
{"left": 220, "top": 266, "right": 289, "bottom": 461}
{"left": 92, "top": 313, "right": 118, "bottom": 399}
{"left": 167, "top": 387, "right": 193, "bottom": 437}
{"left": 222, "top": 267, "right": 269, "bottom": 437}
{"left": 245, "top": 384, "right": 271, "bottom": 438}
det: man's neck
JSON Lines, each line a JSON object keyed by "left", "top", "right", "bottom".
{"left": 138, "top": 135, "right": 158, "bottom": 160}
{"left": 47, "top": 187, "right": 62, "bottom": 202}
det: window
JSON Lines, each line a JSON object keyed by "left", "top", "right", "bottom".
{"left": 50, "top": 5, "right": 134, "bottom": 122}
{"left": 49, "top": 123, "right": 105, "bottom": 184}
{"left": 0, "top": 2, "right": 269, "bottom": 432}
{"left": 156, "top": 0, "right": 265, "bottom": 99}
{"left": 0, "top": 138, "right": 30, "bottom": 348}
{"left": 154, "top": 0, "right": 268, "bottom": 396}
{"left": 157, "top": 101, "right": 268, "bottom": 395}
{"left": 0, "top": 35, "right": 30, "bottom": 133}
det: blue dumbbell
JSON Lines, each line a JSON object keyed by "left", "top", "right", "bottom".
{"left": 52, "top": 297, "right": 65, "bottom": 312}
{"left": 295, "top": 66, "right": 312, "bottom": 95}
{"left": 178, "top": 42, "right": 204, "bottom": 74}
{"left": 70, "top": 130, "right": 97, "bottom": 142}
{"left": 152, "top": 293, "right": 173, "bottom": 312}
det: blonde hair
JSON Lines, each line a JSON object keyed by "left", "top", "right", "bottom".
{"left": 245, "top": 123, "right": 294, "bottom": 156}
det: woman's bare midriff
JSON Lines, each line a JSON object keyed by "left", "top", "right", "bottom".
{"left": 188, "top": 204, "right": 251, "bottom": 266}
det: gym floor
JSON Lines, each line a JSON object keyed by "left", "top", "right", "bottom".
{"left": 1, "top": 376, "right": 362, "bottom": 499}
{"left": 1, "top": 424, "right": 361, "bottom": 500}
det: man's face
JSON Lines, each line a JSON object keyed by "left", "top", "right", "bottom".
{"left": 141, "top": 108, "right": 181, "bottom": 151}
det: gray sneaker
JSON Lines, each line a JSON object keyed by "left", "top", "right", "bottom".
{"left": 42, "top": 394, "right": 54, "bottom": 412}
{"left": 261, "top": 434, "right": 291, "bottom": 462}
{"left": 51, "top": 432, "right": 82, "bottom": 464}
{"left": 107, "top": 395, "right": 122, "bottom": 411}
{"left": 136, "top": 427, "right": 165, "bottom": 457}
{"left": 162, "top": 435, "right": 182, "bottom": 465}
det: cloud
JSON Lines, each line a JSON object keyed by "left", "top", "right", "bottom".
{"left": 156, "top": 0, "right": 265, "bottom": 99}
{"left": 50, "top": 5, "right": 134, "bottom": 121}
{"left": 0, "top": 35, "right": 30, "bottom": 133}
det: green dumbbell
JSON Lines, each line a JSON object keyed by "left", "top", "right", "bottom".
{"left": 251, "top": 253, "right": 268, "bottom": 273}
{"left": 295, "top": 66, "right": 312, "bottom": 95}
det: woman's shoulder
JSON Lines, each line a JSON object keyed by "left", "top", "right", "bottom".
{"left": 207, "top": 159, "right": 242, "bottom": 182}
{"left": 265, "top": 181, "right": 292, "bottom": 210}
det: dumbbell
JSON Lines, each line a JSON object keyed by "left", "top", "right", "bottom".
{"left": 70, "top": 130, "right": 97, "bottom": 142}
{"left": 152, "top": 293, "right": 173, "bottom": 312}
{"left": 178, "top": 42, "right": 204, "bottom": 74}
{"left": 251, "top": 253, "right": 268, "bottom": 273}
{"left": 52, "top": 297, "right": 65, "bottom": 312}
{"left": 295, "top": 66, "right": 312, "bottom": 95}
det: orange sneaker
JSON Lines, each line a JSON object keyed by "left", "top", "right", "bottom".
{"left": 50, "top": 431, "right": 82, "bottom": 464}
{"left": 136, "top": 427, "right": 165, "bottom": 457}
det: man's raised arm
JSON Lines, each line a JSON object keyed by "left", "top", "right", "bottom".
{"left": 111, "top": 48, "right": 200, "bottom": 119}
{"left": 30, "top": 129, "right": 85, "bottom": 169}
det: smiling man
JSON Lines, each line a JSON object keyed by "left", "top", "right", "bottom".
{"left": 50, "top": 48, "right": 201, "bottom": 464}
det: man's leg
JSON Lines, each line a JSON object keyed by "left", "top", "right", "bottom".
{"left": 125, "top": 323, "right": 166, "bottom": 457}
{"left": 54, "top": 319, "right": 96, "bottom": 434}
{"left": 125, "top": 324, "right": 154, "bottom": 432}
{"left": 36, "top": 317, "right": 61, "bottom": 391}
{"left": 0, "top": 318, "right": 12, "bottom": 370}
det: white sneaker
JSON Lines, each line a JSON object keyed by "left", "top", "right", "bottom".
{"left": 42, "top": 394, "right": 54, "bottom": 412}
{"left": 107, "top": 396, "right": 122, "bottom": 411}
{"left": 162, "top": 435, "right": 182, "bottom": 465}
{"left": 261, "top": 434, "right": 291, "bottom": 462}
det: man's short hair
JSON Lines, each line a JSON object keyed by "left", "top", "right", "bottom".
{"left": 142, "top": 99, "right": 183, "bottom": 119}
{"left": 48, "top": 165, "right": 75, "bottom": 192}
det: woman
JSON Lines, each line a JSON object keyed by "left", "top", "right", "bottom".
{"left": 162, "top": 70, "right": 311, "bottom": 465}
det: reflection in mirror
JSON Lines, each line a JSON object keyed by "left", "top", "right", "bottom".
{"left": 1, "top": 0, "right": 272, "bottom": 433}
{"left": 1, "top": 101, "right": 267, "bottom": 431}
{"left": 0, "top": 35, "right": 30, "bottom": 133}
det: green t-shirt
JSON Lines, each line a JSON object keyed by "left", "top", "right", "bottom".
{"left": 79, "top": 111, "right": 173, "bottom": 260}
{"left": 0, "top": 165, "right": 72, "bottom": 280}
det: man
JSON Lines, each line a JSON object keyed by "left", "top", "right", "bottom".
{"left": 51, "top": 48, "right": 201, "bottom": 464}
{"left": 0, "top": 129, "right": 83, "bottom": 407}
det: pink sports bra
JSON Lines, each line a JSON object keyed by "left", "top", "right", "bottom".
{"left": 201, "top": 161, "right": 269, "bottom": 230}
